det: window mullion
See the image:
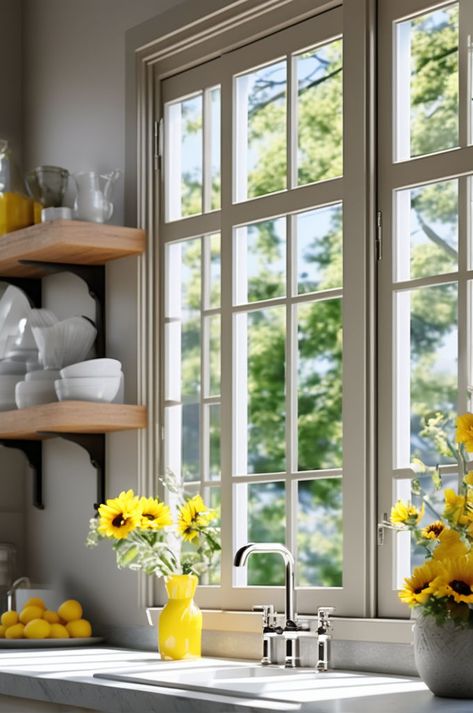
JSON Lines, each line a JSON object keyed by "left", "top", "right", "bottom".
{"left": 458, "top": 176, "right": 469, "bottom": 413}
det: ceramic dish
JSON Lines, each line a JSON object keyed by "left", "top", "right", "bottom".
{"left": 0, "top": 636, "right": 103, "bottom": 648}
{"left": 32, "top": 316, "right": 96, "bottom": 369}
{"left": 55, "top": 376, "right": 121, "bottom": 403}
{"left": 60, "top": 358, "right": 121, "bottom": 379}
{"left": 0, "top": 286, "right": 31, "bottom": 360}
{"left": 15, "top": 380, "right": 57, "bottom": 408}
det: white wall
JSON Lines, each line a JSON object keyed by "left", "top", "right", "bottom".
{"left": 19, "top": 0, "right": 189, "bottom": 630}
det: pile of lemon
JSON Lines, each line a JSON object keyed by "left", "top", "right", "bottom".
{"left": 0, "top": 597, "right": 92, "bottom": 640}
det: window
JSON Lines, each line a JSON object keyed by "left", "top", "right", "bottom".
{"left": 378, "top": 0, "right": 473, "bottom": 616}
{"left": 156, "top": 4, "right": 371, "bottom": 615}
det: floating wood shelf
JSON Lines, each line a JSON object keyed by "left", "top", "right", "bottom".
{"left": 0, "top": 220, "right": 145, "bottom": 277}
{"left": 0, "top": 402, "right": 147, "bottom": 440}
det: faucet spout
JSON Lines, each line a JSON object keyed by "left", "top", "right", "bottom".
{"left": 234, "top": 543, "right": 296, "bottom": 626}
{"left": 7, "top": 576, "right": 31, "bottom": 611}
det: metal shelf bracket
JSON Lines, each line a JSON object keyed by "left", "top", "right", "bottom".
{"left": 0, "top": 440, "right": 43, "bottom": 509}
{"left": 39, "top": 432, "right": 105, "bottom": 511}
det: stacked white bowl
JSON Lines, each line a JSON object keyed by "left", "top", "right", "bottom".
{"left": 55, "top": 358, "right": 124, "bottom": 403}
{"left": 15, "top": 369, "right": 60, "bottom": 409}
{"left": 0, "top": 360, "right": 26, "bottom": 410}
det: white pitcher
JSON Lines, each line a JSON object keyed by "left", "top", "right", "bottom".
{"left": 73, "top": 170, "right": 121, "bottom": 223}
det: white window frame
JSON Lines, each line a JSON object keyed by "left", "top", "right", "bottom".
{"left": 134, "top": 0, "right": 376, "bottom": 618}
{"left": 377, "top": 0, "right": 473, "bottom": 617}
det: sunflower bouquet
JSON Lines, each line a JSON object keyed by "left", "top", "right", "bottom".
{"left": 386, "top": 412, "right": 473, "bottom": 627}
{"left": 86, "top": 475, "right": 220, "bottom": 578}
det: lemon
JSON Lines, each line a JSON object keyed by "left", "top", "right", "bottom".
{"left": 57, "top": 599, "right": 82, "bottom": 622}
{"left": 49, "top": 623, "right": 69, "bottom": 639}
{"left": 5, "top": 623, "right": 25, "bottom": 639}
{"left": 0, "top": 625, "right": 6, "bottom": 638}
{"left": 24, "top": 597, "right": 46, "bottom": 610}
{"left": 19, "top": 605, "right": 44, "bottom": 624}
{"left": 1, "top": 610, "right": 18, "bottom": 628}
{"left": 24, "top": 619, "right": 51, "bottom": 639}
{"left": 66, "top": 619, "right": 92, "bottom": 638}
{"left": 43, "top": 610, "right": 60, "bottom": 624}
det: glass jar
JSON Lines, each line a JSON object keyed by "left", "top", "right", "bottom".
{"left": 0, "top": 140, "right": 34, "bottom": 235}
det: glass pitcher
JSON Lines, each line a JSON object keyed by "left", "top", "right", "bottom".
{"left": 73, "top": 170, "right": 121, "bottom": 223}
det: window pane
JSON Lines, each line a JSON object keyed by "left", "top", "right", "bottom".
{"left": 394, "top": 473, "right": 458, "bottom": 588}
{"left": 246, "top": 307, "right": 286, "bottom": 474}
{"left": 297, "top": 478, "right": 342, "bottom": 586}
{"left": 395, "top": 284, "right": 458, "bottom": 468}
{"left": 208, "top": 233, "right": 221, "bottom": 309}
{"left": 298, "top": 298, "right": 343, "bottom": 470}
{"left": 165, "top": 239, "right": 201, "bottom": 399}
{"left": 210, "top": 87, "right": 221, "bottom": 211}
{"left": 396, "top": 180, "right": 458, "bottom": 282}
{"left": 182, "top": 403, "right": 200, "bottom": 482}
{"left": 296, "top": 38, "right": 343, "bottom": 186}
{"left": 206, "top": 315, "right": 220, "bottom": 397}
{"left": 165, "top": 94, "right": 203, "bottom": 220}
{"left": 296, "top": 204, "right": 343, "bottom": 294}
{"left": 396, "top": 4, "right": 459, "bottom": 160}
{"left": 208, "top": 404, "right": 221, "bottom": 481}
{"left": 247, "top": 481, "right": 286, "bottom": 586}
{"left": 235, "top": 60, "right": 286, "bottom": 201}
{"left": 234, "top": 218, "right": 286, "bottom": 304}
{"left": 201, "top": 487, "right": 221, "bottom": 585}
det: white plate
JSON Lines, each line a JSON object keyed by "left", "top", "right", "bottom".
{"left": 0, "top": 636, "right": 103, "bottom": 648}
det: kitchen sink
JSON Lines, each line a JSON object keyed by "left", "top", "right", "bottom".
{"left": 94, "top": 659, "right": 427, "bottom": 703}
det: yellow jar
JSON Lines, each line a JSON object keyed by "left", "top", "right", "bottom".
{"left": 0, "top": 191, "right": 34, "bottom": 236}
{"left": 158, "top": 574, "right": 202, "bottom": 660}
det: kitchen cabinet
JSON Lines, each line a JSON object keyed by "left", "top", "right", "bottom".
{"left": 0, "top": 219, "right": 147, "bottom": 509}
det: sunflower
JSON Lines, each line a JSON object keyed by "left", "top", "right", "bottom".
{"left": 177, "top": 495, "right": 217, "bottom": 542}
{"left": 98, "top": 490, "right": 141, "bottom": 540}
{"left": 456, "top": 413, "right": 473, "bottom": 452}
{"left": 464, "top": 471, "right": 473, "bottom": 487}
{"left": 399, "top": 561, "right": 443, "bottom": 606}
{"left": 390, "top": 500, "right": 424, "bottom": 527}
{"left": 443, "top": 489, "right": 468, "bottom": 526}
{"left": 432, "top": 527, "right": 469, "bottom": 561}
{"left": 139, "top": 496, "right": 173, "bottom": 530}
{"left": 421, "top": 520, "right": 445, "bottom": 540}
{"left": 432, "top": 555, "right": 473, "bottom": 604}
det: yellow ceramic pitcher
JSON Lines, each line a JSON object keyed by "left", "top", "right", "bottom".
{"left": 158, "top": 574, "right": 202, "bottom": 660}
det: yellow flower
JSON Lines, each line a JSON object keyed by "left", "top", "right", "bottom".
{"left": 98, "top": 490, "right": 141, "bottom": 540}
{"left": 432, "top": 528, "right": 469, "bottom": 561}
{"left": 443, "top": 488, "right": 468, "bottom": 525}
{"left": 431, "top": 555, "right": 473, "bottom": 604}
{"left": 456, "top": 413, "right": 473, "bottom": 452}
{"left": 464, "top": 471, "right": 473, "bottom": 487}
{"left": 177, "top": 495, "right": 216, "bottom": 542}
{"left": 399, "top": 561, "right": 443, "bottom": 606}
{"left": 139, "top": 497, "right": 173, "bottom": 530}
{"left": 421, "top": 520, "right": 445, "bottom": 540}
{"left": 390, "top": 500, "right": 424, "bottom": 527}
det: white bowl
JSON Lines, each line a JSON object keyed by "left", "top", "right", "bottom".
{"left": 32, "top": 316, "right": 97, "bottom": 369}
{"left": 55, "top": 376, "right": 121, "bottom": 403}
{"left": 60, "top": 358, "right": 122, "bottom": 379}
{"left": 0, "top": 361, "right": 26, "bottom": 375}
{"left": 25, "top": 369, "right": 60, "bottom": 382}
{"left": 15, "top": 380, "right": 57, "bottom": 409}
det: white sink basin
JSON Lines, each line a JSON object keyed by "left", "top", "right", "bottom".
{"left": 94, "top": 659, "right": 427, "bottom": 703}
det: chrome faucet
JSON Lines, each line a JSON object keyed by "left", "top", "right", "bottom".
{"left": 7, "top": 576, "right": 30, "bottom": 611}
{"left": 234, "top": 543, "right": 296, "bottom": 627}
{"left": 234, "top": 543, "right": 301, "bottom": 667}
{"left": 316, "top": 607, "right": 335, "bottom": 672}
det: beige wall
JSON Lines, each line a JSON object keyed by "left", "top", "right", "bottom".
{"left": 18, "top": 0, "right": 189, "bottom": 630}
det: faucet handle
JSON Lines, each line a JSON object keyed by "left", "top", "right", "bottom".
{"left": 253, "top": 604, "right": 276, "bottom": 628}
{"left": 317, "top": 606, "right": 335, "bottom": 633}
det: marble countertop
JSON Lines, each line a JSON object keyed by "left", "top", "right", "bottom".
{"left": 0, "top": 646, "right": 471, "bottom": 713}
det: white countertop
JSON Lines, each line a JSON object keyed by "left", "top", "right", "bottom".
{"left": 0, "top": 646, "right": 471, "bottom": 713}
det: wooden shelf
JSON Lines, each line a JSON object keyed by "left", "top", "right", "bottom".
{"left": 0, "top": 402, "right": 147, "bottom": 440}
{"left": 0, "top": 220, "right": 145, "bottom": 277}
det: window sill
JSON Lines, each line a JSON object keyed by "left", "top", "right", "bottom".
{"left": 145, "top": 608, "right": 414, "bottom": 645}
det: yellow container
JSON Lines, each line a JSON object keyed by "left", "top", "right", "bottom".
{"left": 158, "top": 574, "right": 202, "bottom": 660}
{"left": 0, "top": 191, "right": 34, "bottom": 236}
